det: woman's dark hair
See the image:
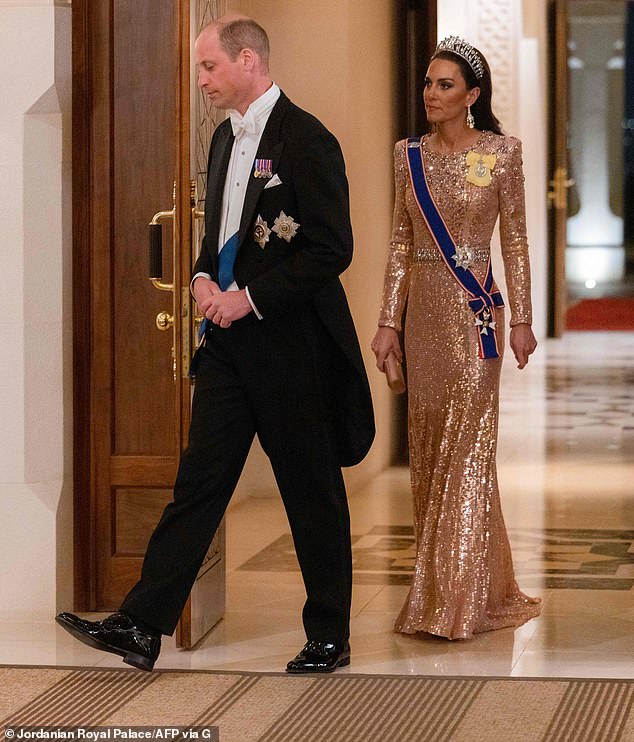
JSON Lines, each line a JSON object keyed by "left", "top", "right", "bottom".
{"left": 431, "top": 48, "right": 503, "bottom": 135}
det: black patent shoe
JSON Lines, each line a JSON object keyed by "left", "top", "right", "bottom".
{"left": 55, "top": 611, "right": 161, "bottom": 671}
{"left": 286, "top": 640, "right": 351, "bottom": 674}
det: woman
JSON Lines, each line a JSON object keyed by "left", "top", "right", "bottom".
{"left": 371, "top": 37, "right": 541, "bottom": 639}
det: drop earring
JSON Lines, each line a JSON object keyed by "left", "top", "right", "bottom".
{"left": 466, "top": 104, "right": 475, "bottom": 129}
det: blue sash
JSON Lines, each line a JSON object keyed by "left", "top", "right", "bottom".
{"left": 405, "top": 138, "right": 504, "bottom": 360}
{"left": 197, "top": 232, "right": 240, "bottom": 340}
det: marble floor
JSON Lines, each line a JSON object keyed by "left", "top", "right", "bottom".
{"left": 1, "top": 332, "right": 632, "bottom": 678}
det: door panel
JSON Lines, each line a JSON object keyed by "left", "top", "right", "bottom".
{"left": 112, "top": 3, "right": 178, "bottom": 457}
{"left": 92, "top": 0, "right": 182, "bottom": 611}
{"left": 73, "top": 0, "right": 227, "bottom": 648}
{"left": 114, "top": 488, "right": 174, "bottom": 554}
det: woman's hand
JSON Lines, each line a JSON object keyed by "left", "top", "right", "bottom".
{"left": 509, "top": 323, "right": 537, "bottom": 369}
{"left": 371, "top": 326, "right": 402, "bottom": 371}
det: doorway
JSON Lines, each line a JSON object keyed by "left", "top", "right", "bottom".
{"left": 549, "top": 0, "right": 634, "bottom": 333}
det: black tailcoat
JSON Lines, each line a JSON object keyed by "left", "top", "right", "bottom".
{"left": 193, "top": 92, "right": 375, "bottom": 466}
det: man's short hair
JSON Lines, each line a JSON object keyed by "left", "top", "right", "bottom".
{"left": 218, "top": 19, "right": 270, "bottom": 70}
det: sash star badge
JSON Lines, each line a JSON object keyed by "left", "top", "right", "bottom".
{"left": 475, "top": 308, "right": 496, "bottom": 336}
{"left": 452, "top": 245, "right": 474, "bottom": 270}
{"left": 466, "top": 151, "right": 497, "bottom": 187}
{"left": 272, "top": 211, "right": 299, "bottom": 242}
{"left": 253, "top": 214, "right": 271, "bottom": 249}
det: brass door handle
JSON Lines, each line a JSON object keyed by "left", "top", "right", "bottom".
{"left": 547, "top": 167, "right": 575, "bottom": 210}
{"left": 156, "top": 310, "right": 174, "bottom": 331}
{"left": 148, "top": 182, "right": 176, "bottom": 292}
{"left": 190, "top": 179, "right": 205, "bottom": 221}
{"left": 148, "top": 182, "right": 179, "bottom": 380}
{"left": 191, "top": 180, "right": 206, "bottom": 342}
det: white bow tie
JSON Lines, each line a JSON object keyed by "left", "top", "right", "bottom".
{"left": 230, "top": 108, "right": 259, "bottom": 137}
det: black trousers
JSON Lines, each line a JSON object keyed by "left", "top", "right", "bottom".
{"left": 120, "top": 309, "right": 352, "bottom": 642}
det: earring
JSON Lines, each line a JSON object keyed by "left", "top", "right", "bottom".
{"left": 466, "top": 105, "right": 475, "bottom": 129}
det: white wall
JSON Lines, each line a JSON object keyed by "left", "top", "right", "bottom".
{"left": 0, "top": 0, "right": 73, "bottom": 623}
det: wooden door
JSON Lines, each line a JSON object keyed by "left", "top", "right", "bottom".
{"left": 547, "top": 0, "right": 574, "bottom": 336}
{"left": 73, "top": 0, "right": 226, "bottom": 648}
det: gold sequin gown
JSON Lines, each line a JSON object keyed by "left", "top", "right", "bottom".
{"left": 379, "top": 132, "right": 541, "bottom": 639}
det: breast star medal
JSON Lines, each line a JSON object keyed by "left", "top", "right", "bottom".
{"left": 452, "top": 245, "right": 474, "bottom": 270}
{"left": 253, "top": 214, "right": 271, "bottom": 249}
{"left": 466, "top": 151, "right": 497, "bottom": 187}
{"left": 475, "top": 308, "right": 496, "bottom": 335}
{"left": 272, "top": 211, "right": 300, "bottom": 242}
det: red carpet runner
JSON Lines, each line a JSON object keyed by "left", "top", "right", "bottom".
{"left": 566, "top": 298, "right": 634, "bottom": 331}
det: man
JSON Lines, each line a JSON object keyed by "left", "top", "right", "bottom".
{"left": 57, "top": 15, "right": 374, "bottom": 674}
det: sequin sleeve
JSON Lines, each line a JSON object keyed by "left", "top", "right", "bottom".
{"left": 498, "top": 138, "right": 533, "bottom": 326}
{"left": 378, "top": 141, "right": 413, "bottom": 331}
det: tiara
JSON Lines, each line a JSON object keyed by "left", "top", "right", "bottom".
{"left": 433, "top": 36, "right": 485, "bottom": 79}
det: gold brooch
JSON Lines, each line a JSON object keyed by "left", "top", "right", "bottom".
{"left": 272, "top": 211, "right": 300, "bottom": 242}
{"left": 466, "top": 152, "right": 496, "bottom": 187}
{"left": 253, "top": 214, "right": 271, "bottom": 249}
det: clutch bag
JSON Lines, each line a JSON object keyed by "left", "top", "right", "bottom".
{"left": 384, "top": 353, "right": 406, "bottom": 394}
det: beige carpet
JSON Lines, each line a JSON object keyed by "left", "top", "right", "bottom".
{"left": 1, "top": 667, "right": 633, "bottom": 742}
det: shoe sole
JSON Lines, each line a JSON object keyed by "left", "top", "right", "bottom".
{"left": 55, "top": 616, "right": 155, "bottom": 671}
{"left": 286, "top": 656, "right": 351, "bottom": 674}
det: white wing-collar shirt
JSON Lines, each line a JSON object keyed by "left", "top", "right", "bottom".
{"left": 193, "top": 82, "right": 281, "bottom": 319}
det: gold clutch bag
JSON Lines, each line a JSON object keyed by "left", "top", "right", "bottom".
{"left": 384, "top": 353, "right": 406, "bottom": 394}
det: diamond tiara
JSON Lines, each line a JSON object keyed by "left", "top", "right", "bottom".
{"left": 433, "top": 36, "right": 485, "bottom": 80}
